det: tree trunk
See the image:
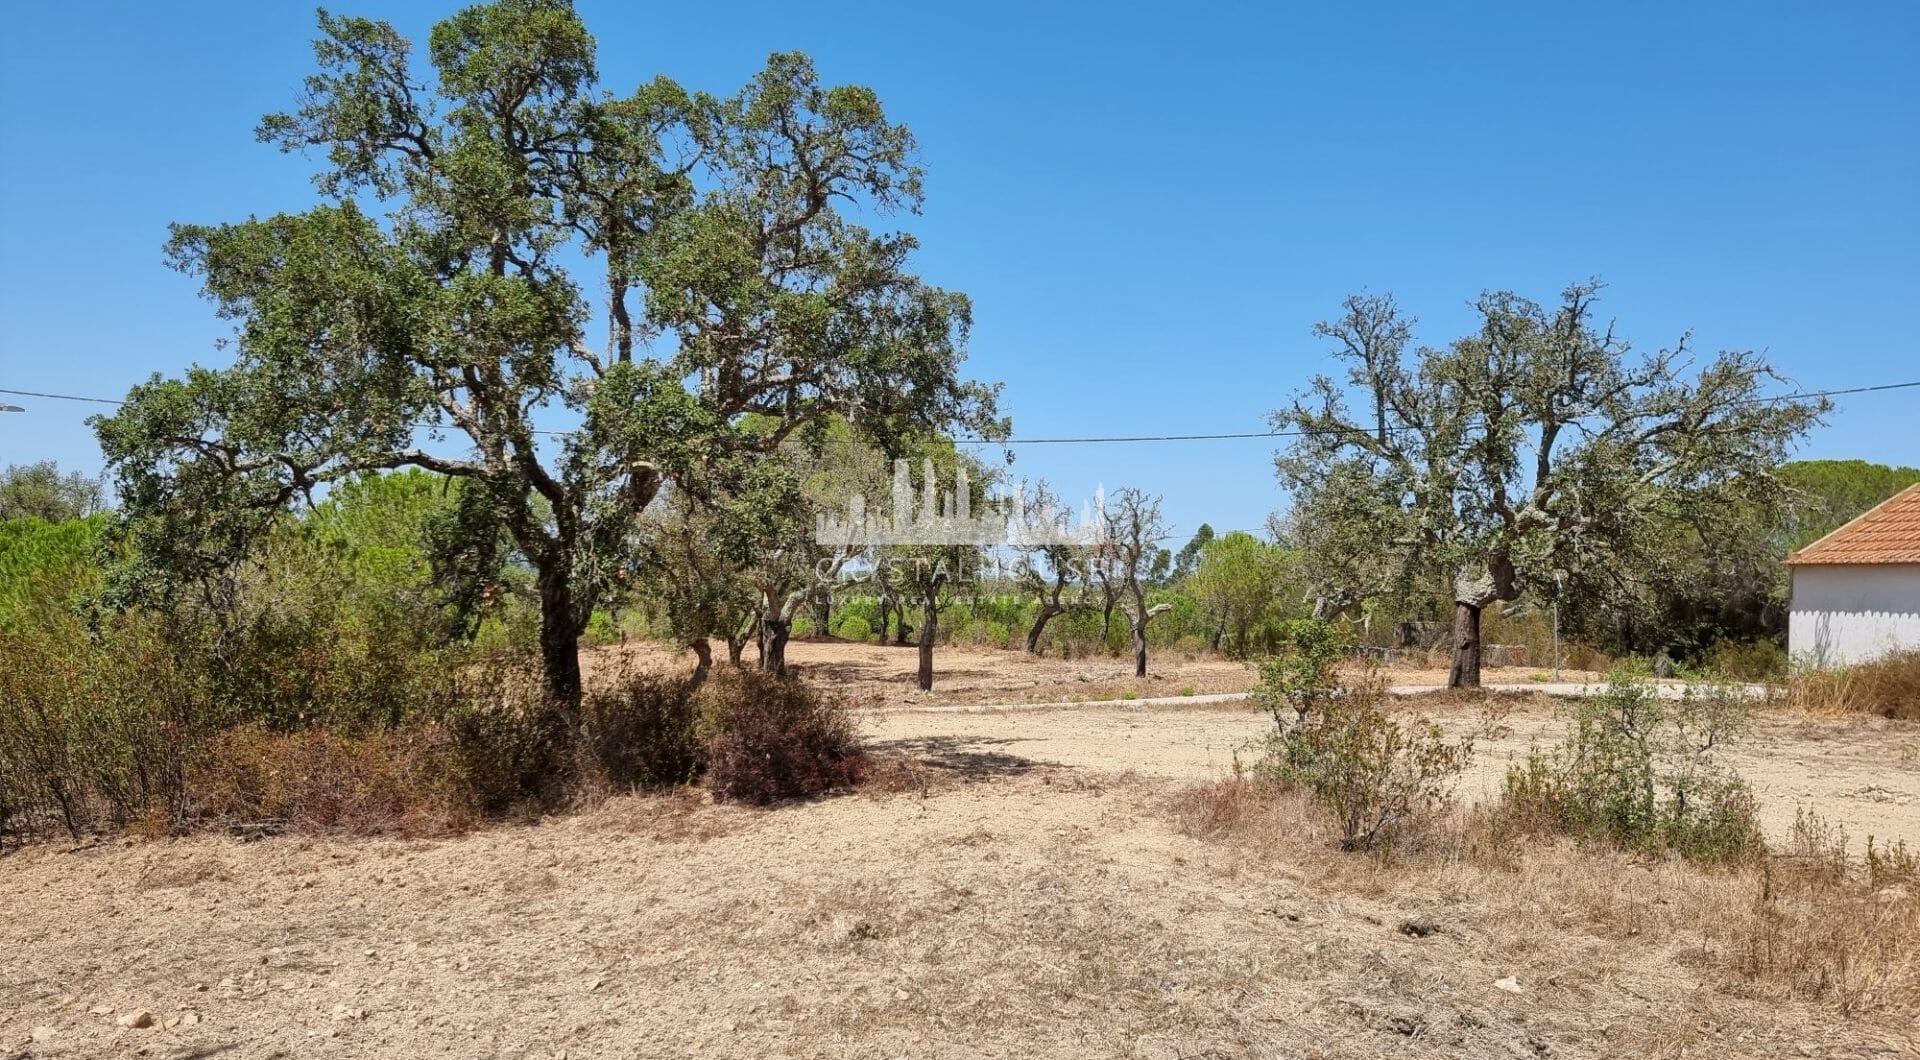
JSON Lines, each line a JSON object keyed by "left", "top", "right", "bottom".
{"left": 1025, "top": 602, "right": 1062, "bottom": 654}
{"left": 1448, "top": 601, "right": 1483, "bottom": 689}
{"left": 917, "top": 604, "right": 937, "bottom": 691}
{"left": 536, "top": 569, "right": 586, "bottom": 711}
{"left": 688, "top": 638, "right": 713, "bottom": 689}
{"left": 813, "top": 593, "right": 831, "bottom": 638}
{"left": 1099, "top": 604, "right": 1114, "bottom": 647}
{"left": 760, "top": 611, "right": 791, "bottom": 676}
{"left": 725, "top": 635, "right": 746, "bottom": 666}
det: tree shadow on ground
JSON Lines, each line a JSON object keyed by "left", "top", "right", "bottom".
{"left": 865, "top": 735, "right": 1046, "bottom": 780}
{"left": 792, "top": 661, "right": 1003, "bottom": 685}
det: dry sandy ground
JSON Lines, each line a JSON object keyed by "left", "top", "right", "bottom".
{"left": 866, "top": 697, "right": 1920, "bottom": 851}
{"left": 5, "top": 695, "right": 1919, "bottom": 1059}
{"left": 589, "top": 638, "right": 1597, "bottom": 708}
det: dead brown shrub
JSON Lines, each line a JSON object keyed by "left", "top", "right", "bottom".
{"left": 860, "top": 753, "right": 937, "bottom": 797}
{"left": 578, "top": 668, "right": 702, "bottom": 789}
{"left": 189, "top": 723, "right": 477, "bottom": 836}
{"left": 697, "top": 668, "right": 867, "bottom": 805}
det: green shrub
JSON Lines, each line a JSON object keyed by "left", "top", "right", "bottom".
{"left": 835, "top": 614, "right": 874, "bottom": 643}
{"left": 0, "top": 514, "right": 108, "bottom": 633}
{"left": 1688, "top": 638, "right": 1788, "bottom": 682}
{"left": 1260, "top": 674, "right": 1470, "bottom": 850}
{"left": 697, "top": 669, "right": 866, "bottom": 805}
{"left": 582, "top": 609, "right": 621, "bottom": 646}
{"left": 1250, "top": 619, "right": 1349, "bottom": 727}
{"left": 1501, "top": 672, "right": 1762, "bottom": 862}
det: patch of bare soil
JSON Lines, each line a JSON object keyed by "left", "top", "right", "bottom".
{"left": 5, "top": 771, "right": 1914, "bottom": 1059}
{"left": 7, "top": 697, "right": 1920, "bottom": 1058}
{"left": 868, "top": 697, "right": 1920, "bottom": 850}
{"left": 587, "top": 638, "right": 1584, "bottom": 709}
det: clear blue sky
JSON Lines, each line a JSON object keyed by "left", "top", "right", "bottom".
{"left": 2, "top": 1, "right": 1916, "bottom": 543}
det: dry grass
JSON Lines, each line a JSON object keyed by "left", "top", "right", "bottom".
{"left": 8, "top": 767, "right": 1918, "bottom": 1058}
{"left": 1167, "top": 773, "right": 1920, "bottom": 1015}
{"left": 1787, "top": 650, "right": 1920, "bottom": 720}
{"left": 187, "top": 724, "right": 481, "bottom": 838}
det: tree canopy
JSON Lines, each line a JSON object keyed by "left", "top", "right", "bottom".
{"left": 90, "top": 0, "right": 1003, "bottom": 705}
{"left": 0, "top": 462, "right": 105, "bottom": 524}
{"left": 1274, "top": 283, "right": 1826, "bottom": 687}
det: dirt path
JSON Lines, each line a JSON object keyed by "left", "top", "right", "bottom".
{"left": 587, "top": 638, "right": 1600, "bottom": 709}
{"left": 865, "top": 700, "right": 1920, "bottom": 849}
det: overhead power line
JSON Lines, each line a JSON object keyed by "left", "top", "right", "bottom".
{"left": 4, "top": 378, "right": 1917, "bottom": 446}
{"left": 0, "top": 387, "right": 125, "bottom": 405}
{"left": 957, "top": 379, "right": 1920, "bottom": 445}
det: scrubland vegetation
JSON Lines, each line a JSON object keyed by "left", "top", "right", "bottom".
{"left": 3, "top": 1, "right": 1920, "bottom": 1053}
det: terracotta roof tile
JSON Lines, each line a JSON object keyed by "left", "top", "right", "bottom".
{"left": 1787, "top": 483, "right": 1920, "bottom": 565}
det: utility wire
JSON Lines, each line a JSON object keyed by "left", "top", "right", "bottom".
{"left": 4, "top": 378, "right": 1917, "bottom": 446}
{"left": 956, "top": 379, "right": 1920, "bottom": 445}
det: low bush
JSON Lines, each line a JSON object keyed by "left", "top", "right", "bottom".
{"left": 697, "top": 668, "right": 867, "bottom": 805}
{"left": 1259, "top": 675, "right": 1471, "bottom": 851}
{"left": 1694, "top": 638, "right": 1789, "bottom": 682}
{"left": 442, "top": 661, "right": 571, "bottom": 815}
{"left": 1249, "top": 619, "right": 1348, "bottom": 728}
{"left": 189, "top": 723, "right": 475, "bottom": 835}
{"left": 1500, "top": 672, "right": 1763, "bottom": 863}
{"left": 1787, "top": 649, "right": 1920, "bottom": 720}
{"left": 834, "top": 614, "right": 874, "bottom": 643}
{"left": 1249, "top": 623, "right": 1470, "bottom": 851}
{"left": 579, "top": 669, "right": 702, "bottom": 789}
{"left": 0, "top": 613, "right": 212, "bottom": 840}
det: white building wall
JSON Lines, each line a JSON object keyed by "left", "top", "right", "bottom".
{"left": 1789, "top": 564, "right": 1920, "bottom": 667}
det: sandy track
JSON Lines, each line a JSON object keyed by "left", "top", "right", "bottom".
{"left": 866, "top": 700, "right": 1920, "bottom": 849}
{"left": 586, "top": 638, "right": 1591, "bottom": 709}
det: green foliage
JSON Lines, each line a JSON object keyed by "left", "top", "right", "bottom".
{"left": 1250, "top": 619, "right": 1350, "bottom": 727}
{"left": 0, "top": 611, "right": 215, "bottom": 838}
{"left": 1275, "top": 284, "right": 1827, "bottom": 685}
{"left": 1780, "top": 459, "right": 1920, "bottom": 550}
{"left": 1172, "top": 524, "right": 1214, "bottom": 582}
{"left": 1689, "top": 639, "right": 1788, "bottom": 682}
{"left": 90, "top": 2, "right": 1003, "bottom": 704}
{"left": 0, "top": 514, "right": 108, "bottom": 633}
{"left": 1188, "top": 531, "right": 1297, "bottom": 654}
{"left": 1502, "top": 672, "right": 1762, "bottom": 862}
{"left": 0, "top": 462, "right": 105, "bottom": 523}
{"left": 304, "top": 470, "right": 516, "bottom": 643}
{"left": 834, "top": 614, "right": 874, "bottom": 643}
{"left": 1258, "top": 673, "right": 1471, "bottom": 851}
